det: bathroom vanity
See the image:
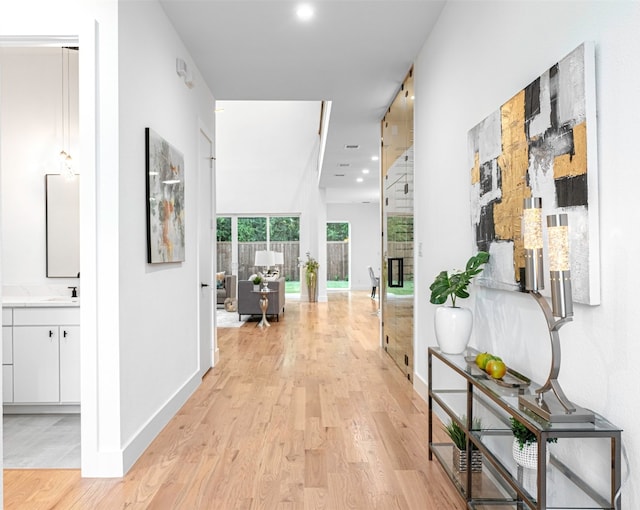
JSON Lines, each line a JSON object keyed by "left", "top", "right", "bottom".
{"left": 3, "top": 298, "right": 80, "bottom": 412}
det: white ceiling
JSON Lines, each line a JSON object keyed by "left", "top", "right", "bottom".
{"left": 159, "top": 0, "right": 445, "bottom": 203}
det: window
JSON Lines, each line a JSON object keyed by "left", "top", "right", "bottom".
{"left": 216, "top": 217, "right": 232, "bottom": 274}
{"left": 237, "top": 217, "right": 267, "bottom": 279}
{"left": 326, "top": 222, "right": 349, "bottom": 289}
{"left": 216, "top": 215, "right": 300, "bottom": 292}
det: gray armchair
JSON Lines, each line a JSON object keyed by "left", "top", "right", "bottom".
{"left": 237, "top": 277, "right": 285, "bottom": 321}
{"left": 216, "top": 274, "right": 237, "bottom": 306}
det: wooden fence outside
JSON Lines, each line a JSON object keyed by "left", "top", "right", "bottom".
{"left": 216, "top": 241, "right": 353, "bottom": 281}
{"left": 216, "top": 242, "right": 301, "bottom": 281}
{"left": 326, "top": 242, "right": 349, "bottom": 281}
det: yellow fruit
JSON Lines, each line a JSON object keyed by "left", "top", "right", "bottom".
{"left": 475, "top": 352, "right": 491, "bottom": 370}
{"left": 487, "top": 359, "right": 507, "bottom": 379}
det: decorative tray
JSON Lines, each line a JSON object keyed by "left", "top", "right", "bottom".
{"left": 464, "top": 356, "right": 531, "bottom": 388}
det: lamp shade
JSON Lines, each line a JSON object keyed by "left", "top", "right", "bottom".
{"left": 523, "top": 197, "right": 544, "bottom": 291}
{"left": 523, "top": 197, "right": 543, "bottom": 250}
{"left": 547, "top": 213, "right": 573, "bottom": 318}
{"left": 547, "top": 214, "right": 570, "bottom": 271}
{"left": 273, "top": 252, "right": 284, "bottom": 265}
{"left": 254, "top": 250, "right": 275, "bottom": 267}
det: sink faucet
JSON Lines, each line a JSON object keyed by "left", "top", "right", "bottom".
{"left": 68, "top": 286, "right": 78, "bottom": 298}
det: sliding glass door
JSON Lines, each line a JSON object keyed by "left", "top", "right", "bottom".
{"left": 269, "top": 216, "right": 300, "bottom": 291}
{"left": 326, "top": 222, "right": 350, "bottom": 289}
{"left": 216, "top": 217, "right": 232, "bottom": 275}
{"left": 237, "top": 217, "right": 267, "bottom": 280}
{"left": 216, "top": 215, "right": 300, "bottom": 292}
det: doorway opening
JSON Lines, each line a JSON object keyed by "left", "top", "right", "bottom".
{"left": 1, "top": 43, "right": 81, "bottom": 469}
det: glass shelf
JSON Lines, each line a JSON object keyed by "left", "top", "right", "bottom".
{"left": 430, "top": 442, "right": 516, "bottom": 500}
{"left": 432, "top": 348, "right": 621, "bottom": 436}
{"left": 470, "top": 503, "right": 533, "bottom": 510}
{"left": 428, "top": 347, "right": 621, "bottom": 510}
{"left": 476, "top": 431, "right": 609, "bottom": 508}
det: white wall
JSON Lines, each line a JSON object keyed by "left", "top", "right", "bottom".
{"left": 216, "top": 100, "right": 322, "bottom": 215}
{"left": 414, "top": 1, "right": 640, "bottom": 506}
{"left": 0, "top": 0, "right": 100, "bottom": 495}
{"left": 0, "top": 48, "right": 79, "bottom": 292}
{"left": 216, "top": 100, "right": 329, "bottom": 300}
{"left": 0, "top": 0, "right": 216, "bottom": 481}
{"left": 327, "top": 203, "right": 380, "bottom": 290}
{"left": 117, "top": 1, "right": 215, "bottom": 470}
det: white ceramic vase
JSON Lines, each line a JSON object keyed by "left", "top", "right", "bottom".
{"left": 434, "top": 306, "right": 473, "bottom": 354}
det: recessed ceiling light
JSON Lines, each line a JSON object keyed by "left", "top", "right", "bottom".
{"left": 362, "top": 169, "right": 370, "bottom": 174}
{"left": 371, "top": 155, "right": 379, "bottom": 161}
{"left": 356, "top": 177, "right": 363, "bottom": 183}
{"left": 296, "top": 4, "right": 314, "bottom": 21}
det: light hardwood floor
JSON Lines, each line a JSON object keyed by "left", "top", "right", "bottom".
{"left": 4, "top": 291, "right": 464, "bottom": 509}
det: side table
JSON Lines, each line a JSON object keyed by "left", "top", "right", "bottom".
{"left": 252, "top": 288, "right": 275, "bottom": 328}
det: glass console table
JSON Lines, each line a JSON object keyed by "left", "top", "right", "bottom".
{"left": 428, "top": 347, "right": 622, "bottom": 509}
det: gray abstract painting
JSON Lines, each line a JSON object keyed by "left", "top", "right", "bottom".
{"left": 468, "top": 43, "right": 599, "bottom": 305}
{"left": 145, "top": 128, "right": 185, "bottom": 263}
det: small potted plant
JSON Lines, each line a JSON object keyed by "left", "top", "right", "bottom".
{"left": 510, "top": 417, "right": 557, "bottom": 469}
{"left": 429, "top": 251, "right": 489, "bottom": 354}
{"left": 251, "top": 274, "right": 263, "bottom": 291}
{"left": 443, "top": 417, "right": 483, "bottom": 472}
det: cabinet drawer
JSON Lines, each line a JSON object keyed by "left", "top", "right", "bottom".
{"left": 3, "top": 326, "right": 12, "bottom": 364}
{"left": 2, "top": 308, "right": 12, "bottom": 326}
{"left": 3, "top": 365, "right": 13, "bottom": 403}
{"left": 13, "top": 307, "right": 80, "bottom": 326}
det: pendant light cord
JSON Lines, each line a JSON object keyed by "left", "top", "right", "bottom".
{"left": 60, "top": 46, "right": 65, "bottom": 158}
{"left": 67, "top": 47, "right": 71, "bottom": 160}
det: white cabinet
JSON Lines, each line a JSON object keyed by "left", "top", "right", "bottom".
{"left": 3, "top": 325, "right": 13, "bottom": 363}
{"left": 6, "top": 306, "right": 80, "bottom": 406}
{"left": 59, "top": 325, "right": 80, "bottom": 402}
{"left": 3, "top": 310, "right": 13, "bottom": 402}
{"left": 13, "top": 326, "right": 61, "bottom": 402}
{"left": 3, "top": 366, "right": 13, "bottom": 403}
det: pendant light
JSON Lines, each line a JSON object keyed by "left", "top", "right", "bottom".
{"left": 59, "top": 46, "right": 74, "bottom": 179}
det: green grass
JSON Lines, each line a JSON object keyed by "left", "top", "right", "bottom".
{"left": 285, "top": 281, "right": 300, "bottom": 294}
{"left": 387, "top": 281, "right": 414, "bottom": 296}
{"left": 285, "top": 280, "right": 349, "bottom": 293}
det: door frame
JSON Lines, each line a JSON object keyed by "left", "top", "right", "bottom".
{"left": 198, "top": 125, "right": 216, "bottom": 375}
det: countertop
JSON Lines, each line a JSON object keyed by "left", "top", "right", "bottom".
{"left": 3, "top": 297, "right": 80, "bottom": 308}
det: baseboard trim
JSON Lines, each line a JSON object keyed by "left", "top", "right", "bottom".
{"left": 121, "top": 371, "right": 201, "bottom": 473}
{"left": 413, "top": 371, "right": 428, "bottom": 402}
{"left": 3, "top": 404, "right": 80, "bottom": 414}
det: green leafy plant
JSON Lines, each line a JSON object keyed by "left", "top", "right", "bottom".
{"left": 510, "top": 417, "right": 557, "bottom": 450}
{"left": 429, "top": 251, "right": 490, "bottom": 307}
{"left": 251, "top": 275, "right": 263, "bottom": 285}
{"left": 303, "top": 252, "right": 319, "bottom": 287}
{"left": 443, "top": 417, "right": 482, "bottom": 451}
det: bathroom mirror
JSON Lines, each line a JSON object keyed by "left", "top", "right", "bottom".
{"left": 46, "top": 174, "right": 80, "bottom": 277}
